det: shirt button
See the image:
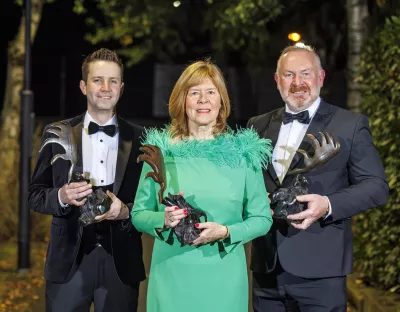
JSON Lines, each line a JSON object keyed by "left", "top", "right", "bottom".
{"left": 101, "top": 180, "right": 104, "bottom": 183}
{"left": 100, "top": 160, "right": 104, "bottom": 164}
{"left": 100, "top": 139, "right": 103, "bottom": 142}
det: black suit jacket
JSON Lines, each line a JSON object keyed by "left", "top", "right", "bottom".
{"left": 29, "top": 114, "right": 146, "bottom": 285}
{"left": 247, "top": 100, "right": 388, "bottom": 278}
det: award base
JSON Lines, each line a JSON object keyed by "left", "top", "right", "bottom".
{"left": 162, "top": 193, "right": 207, "bottom": 246}
{"left": 70, "top": 172, "right": 112, "bottom": 226}
{"left": 78, "top": 189, "right": 112, "bottom": 226}
{"left": 270, "top": 174, "right": 308, "bottom": 220}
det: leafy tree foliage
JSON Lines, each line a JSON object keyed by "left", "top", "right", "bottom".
{"left": 73, "top": 0, "right": 284, "bottom": 66}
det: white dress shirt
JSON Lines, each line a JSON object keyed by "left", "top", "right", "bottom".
{"left": 272, "top": 97, "right": 332, "bottom": 217}
{"left": 272, "top": 98, "right": 321, "bottom": 183}
{"left": 82, "top": 112, "right": 119, "bottom": 186}
{"left": 58, "top": 112, "right": 119, "bottom": 206}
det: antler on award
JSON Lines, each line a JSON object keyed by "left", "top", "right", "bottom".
{"left": 287, "top": 132, "right": 340, "bottom": 176}
{"left": 137, "top": 144, "right": 167, "bottom": 203}
{"left": 38, "top": 121, "right": 78, "bottom": 182}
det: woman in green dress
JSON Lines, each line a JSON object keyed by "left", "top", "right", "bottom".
{"left": 131, "top": 59, "right": 272, "bottom": 312}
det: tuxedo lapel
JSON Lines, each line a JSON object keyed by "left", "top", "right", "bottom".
{"left": 113, "top": 117, "right": 132, "bottom": 195}
{"left": 288, "top": 100, "right": 333, "bottom": 171}
{"left": 265, "top": 108, "right": 285, "bottom": 186}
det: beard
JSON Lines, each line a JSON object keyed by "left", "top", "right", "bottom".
{"left": 280, "top": 86, "right": 320, "bottom": 112}
{"left": 285, "top": 94, "right": 313, "bottom": 110}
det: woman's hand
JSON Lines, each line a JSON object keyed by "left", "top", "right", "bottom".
{"left": 164, "top": 206, "right": 187, "bottom": 228}
{"left": 191, "top": 222, "right": 229, "bottom": 246}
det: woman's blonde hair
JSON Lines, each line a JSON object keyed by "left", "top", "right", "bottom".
{"left": 169, "top": 59, "right": 231, "bottom": 138}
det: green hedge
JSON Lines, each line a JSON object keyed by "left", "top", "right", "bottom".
{"left": 353, "top": 16, "right": 400, "bottom": 292}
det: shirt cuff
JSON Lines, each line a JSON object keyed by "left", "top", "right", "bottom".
{"left": 58, "top": 189, "right": 69, "bottom": 208}
{"left": 323, "top": 196, "right": 332, "bottom": 219}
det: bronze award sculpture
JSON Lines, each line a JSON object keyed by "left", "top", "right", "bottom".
{"left": 137, "top": 144, "right": 207, "bottom": 246}
{"left": 38, "top": 121, "right": 112, "bottom": 226}
{"left": 271, "top": 132, "right": 340, "bottom": 221}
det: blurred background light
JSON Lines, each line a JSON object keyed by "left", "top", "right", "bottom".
{"left": 288, "top": 32, "right": 301, "bottom": 42}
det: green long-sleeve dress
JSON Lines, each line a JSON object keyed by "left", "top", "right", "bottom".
{"left": 131, "top": 128, "right": 272, "bottom": 312}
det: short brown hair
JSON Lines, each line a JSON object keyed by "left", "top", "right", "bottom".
{"left": 169, "top": 59, "right": 231, "bottom": 138}
{"left": 81, "top": 48, "right": 124, "bottom": 82}
{"left": 276, "top": 43, "right": 322, "bottom": 72}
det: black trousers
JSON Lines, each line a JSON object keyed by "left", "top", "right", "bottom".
{"left": 46, "top": 246, "right": 139, "bottom": 312}
{"left": 252, "top": 265, "right": 347, "bottom": 312}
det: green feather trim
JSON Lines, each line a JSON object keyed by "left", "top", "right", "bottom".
{"left": 142, "top": 126, "right": 272, "bottom": 171}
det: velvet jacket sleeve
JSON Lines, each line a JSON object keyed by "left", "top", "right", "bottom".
{"left": 28, "top": 126, "right": 72, "bottom": 217}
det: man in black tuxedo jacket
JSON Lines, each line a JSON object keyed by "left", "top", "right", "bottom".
{"left": 29, "top": 48, "right": 145, "bottom": 312}
{"left": 248, "top": 44, "right": 388, "bottom": 311}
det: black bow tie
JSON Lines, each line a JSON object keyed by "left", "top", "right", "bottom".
{"left": 283, "top": 111, "right": 310, "bottom": 125}
{"left": 88, "top": 121, "right": 117, "bottom": 137}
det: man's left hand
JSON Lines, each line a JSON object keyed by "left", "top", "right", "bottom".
{"left": 286, "top": 194, "right": 329, "bottom": 230}
{"left": 94, "top": 190, "right": 129, "bottom": 222}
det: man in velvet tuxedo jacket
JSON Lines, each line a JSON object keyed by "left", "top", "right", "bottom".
{"left": 29, "top": 49, "right": 145, "bottom": 312}
{"left": 248, "top": 45, "right": 388, "bottom": 311}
